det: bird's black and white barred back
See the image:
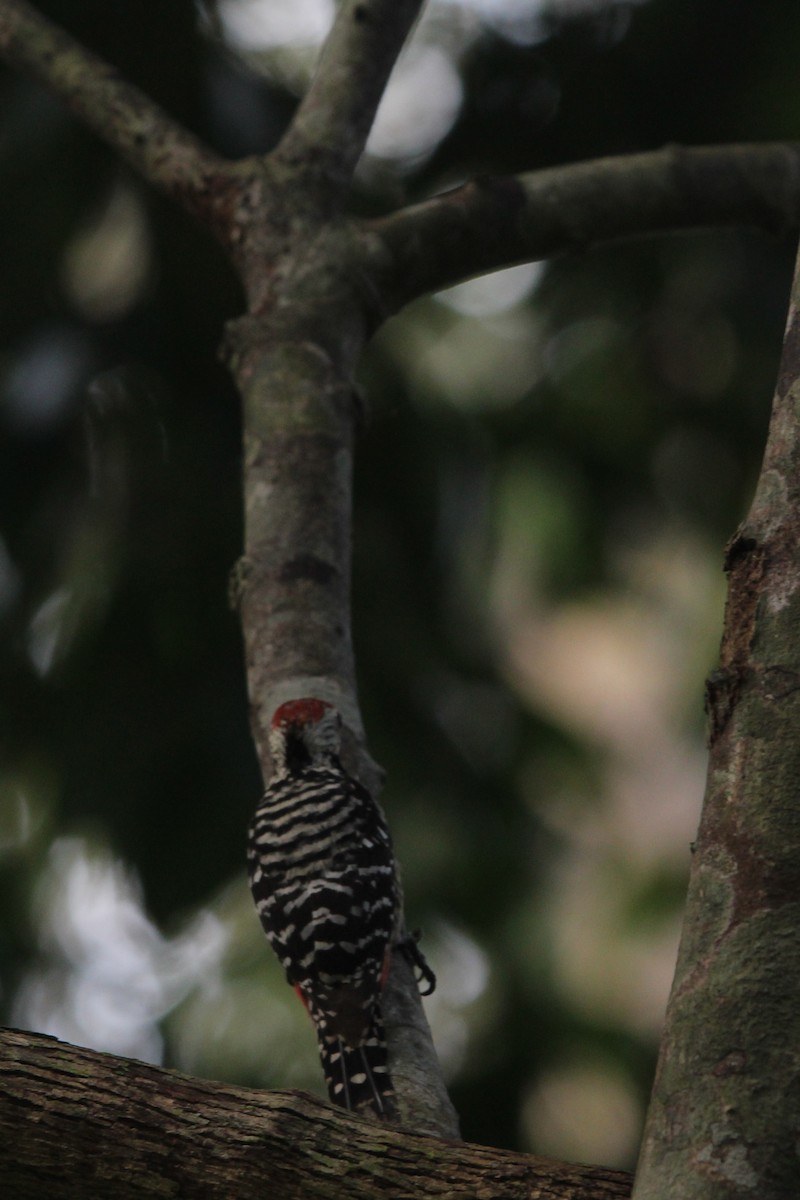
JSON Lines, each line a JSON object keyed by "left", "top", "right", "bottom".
{"left": 247, "top": 698, "right": 433, "bottom": 1118}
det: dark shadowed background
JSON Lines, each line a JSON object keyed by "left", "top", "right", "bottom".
{"left": 0, "top": 0, "right": 796, "bottom": 1165}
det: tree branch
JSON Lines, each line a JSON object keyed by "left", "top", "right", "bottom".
{"left": 229, "top": 327, "right": 364, "bottom": 756}
{"left": 0, "top": 0, "right": 233, "bottom": 227}
{"left": 11, "top": 0, "right": 800, "bottom": 1169}
{"left": 0, "top": 1028, "right": 632, "bottom": 1200}
{"left": 633, "top": 239, "right": 800, "bottom": 1196}
{"left": 272, "top": 0, "right": 424, "bottom": 195}
{"left": 0, "top": 0, "right": 455, "bottom": 1136}
{"left": 225, "top": 300, "right": 459, "bottom": 1135}
{"left": 367, "top": 142, "right": 800, "bottom": 310}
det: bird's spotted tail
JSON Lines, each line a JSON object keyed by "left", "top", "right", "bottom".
{"left": 319, "top": 1016, "right": 397, "bottom": 1119}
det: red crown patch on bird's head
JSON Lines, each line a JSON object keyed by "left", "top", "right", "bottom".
{"left": 271, "top": 698, "right": 332, "bottom": 729}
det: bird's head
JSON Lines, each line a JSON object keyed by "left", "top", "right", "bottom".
{"left": 269, "top": 698, "right": 342, "bottom": 771}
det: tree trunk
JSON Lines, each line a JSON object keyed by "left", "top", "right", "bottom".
{"left": 633, "top": 244, "right": 800, "bottom": 1196}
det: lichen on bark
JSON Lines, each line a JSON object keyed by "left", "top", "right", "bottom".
{"left": 634, "top": 247, "right": 800, "bottom": 1200}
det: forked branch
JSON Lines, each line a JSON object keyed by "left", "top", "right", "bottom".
{"left": 1, "top": 2, "right": 798, "bottom": 284}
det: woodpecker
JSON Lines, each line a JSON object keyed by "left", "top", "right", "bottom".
{"left": 247, "top": 697, "right": 434, "bottom": 1118}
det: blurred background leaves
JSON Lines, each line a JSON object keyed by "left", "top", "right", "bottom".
{"left": 0, "top": 0, "right": 796, "bottom": 1168}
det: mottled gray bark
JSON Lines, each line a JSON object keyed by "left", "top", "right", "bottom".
{"left": 370, "top": 143, "right": 800, "bottom": 309}
{"left": 3, "top": 0, "right": 800, "bottom": 1188}
{"left": 634, "top": 250, "right": 800, "bottom": 1198}
{"left": 1, "top": 4, "right": 799, "bottom": 285}
{"left": 0, "top": 0, "right": 457, "bottom": 1136}
{"left": 0, "top": 0, "right": 228, "bottom": 216}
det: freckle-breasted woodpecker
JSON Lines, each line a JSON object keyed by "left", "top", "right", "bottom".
{"left": 247, "top": 698, "right": 434, "bottom": 1117}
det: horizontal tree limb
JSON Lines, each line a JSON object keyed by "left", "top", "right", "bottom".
{"left": 367, "top": 142, "right": 800, "bottom": 309}
{"left": 0, "top": 1027, "right": 631, "bottom": 1199}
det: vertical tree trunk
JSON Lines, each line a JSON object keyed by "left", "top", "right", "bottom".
{"left": 633, "top": 246, "right": 800, "bottom": 1197}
